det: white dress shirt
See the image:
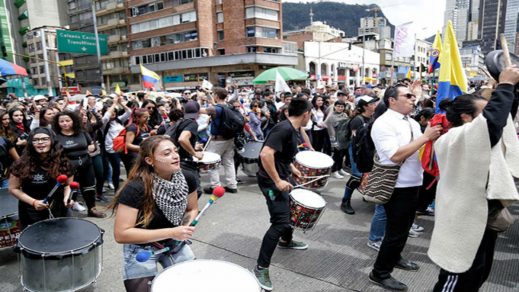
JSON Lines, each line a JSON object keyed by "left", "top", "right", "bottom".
{"left": 371, "top": 108, "right": 424, "bottom": 187}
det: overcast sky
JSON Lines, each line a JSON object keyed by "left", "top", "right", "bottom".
{"left": 284, "top": 0, "right": 446, "bottom": 39}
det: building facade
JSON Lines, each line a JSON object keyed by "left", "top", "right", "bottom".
{"left": 479, "top": 0, "right": 507, "bottom": 54}
{"left": 460, "top": 44, "right": 485, "bottom": 79}
{"left": 284, "top": 21, "right": 344, "bottom": 50}
{"left": 444, "top": 0, "right": 470, "bottom": 44}
{"left": 302, "top": 41, "right": 380, "bottom": 88}
{"left": 95, "top": 0, "right": 131, "bottom": 91}
{"left": 504, "top": 0, "right": 519, "bottom": 52}
{"left": 127, "top": 0, "right": 297, "bottom": 90}
{"left": 358, "top": 16, "right": 391, "bottom": 40}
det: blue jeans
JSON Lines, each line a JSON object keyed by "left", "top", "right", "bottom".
{"left": 106, "top": 152, "right": 121, "bottom": 191}
{"left": 122, "top": 243, "right": 194, "bottom": 280}
{"left": 342, "top": 144, "right": 362, "bottom": 203}
{"left": 368, "top": 204, "right": 387, "bottom": 242}
{"left": 1, "top": 179, "right": 8, "bottom": 189}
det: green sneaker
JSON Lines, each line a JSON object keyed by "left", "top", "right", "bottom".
{"left": 254, "top": 266, "right": 273, "bottom": 291}
{"left": 278, "top": 240, "right": 308, "bottom": 250}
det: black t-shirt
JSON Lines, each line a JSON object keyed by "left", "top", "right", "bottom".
{"left": 20, "top": 167, "right": 65, "bottom": 201}
{"left": 174, "top": 119, "right": 198, "bottom": 161}
{"left": 127, "top": 124, "right": 150, "bottom": 147}
{"left": 257, "top": 120, "right": 300, "bottom": 187}
{"left": 56, "top": 131, "right": 92, "bottom": 158}
{"left": 117, "top": 170, "right": 197, "bottom": 230}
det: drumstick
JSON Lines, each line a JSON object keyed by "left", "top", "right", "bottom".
{"left": 202, "top": 136, "right": 212, "bottom": 152}
{"left": 294, "top": 175, "right": 330, "bottom": 188}
{"left": 500, "top": 34, "right": 512, "bottom": 67}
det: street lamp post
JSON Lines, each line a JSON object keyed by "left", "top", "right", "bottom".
{"left": 92, "top": 1, "right": 105, "bottom": 91}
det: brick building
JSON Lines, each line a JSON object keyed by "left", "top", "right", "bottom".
{"left": 127, "top": 0, "right": 297, "bottom": 90}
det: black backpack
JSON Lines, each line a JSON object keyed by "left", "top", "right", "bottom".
{"left": 351, "top": 121, "right": 376, "bottom": 173}
{"left": 216, "top": 104, "right": 245, "bottom": 139}
{"left": 165, "top": 119, "right": 190, "bottom": 146}
{"left": 334, "top": 118, "right": 351, "bottom": 150}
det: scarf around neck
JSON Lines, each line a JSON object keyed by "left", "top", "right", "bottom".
{"left": 152, "top": 171, "right": 189, "bottom": 226}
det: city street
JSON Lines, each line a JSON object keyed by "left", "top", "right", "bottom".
{"left": 1, "top": 170, "right": 518, "bottom": 292}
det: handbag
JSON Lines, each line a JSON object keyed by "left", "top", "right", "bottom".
{"left": 362, "top": 154, "right": 401, "bottom": 204}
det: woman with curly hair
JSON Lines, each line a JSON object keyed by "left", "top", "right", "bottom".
{"left": 53, "top": 111, "right": 105, "bottom": 218}
{"left": 9, "top": 127, "right": 73, "bottom": 230}
{"left": 111, "top": 135, "right": 198, "bottom": 292}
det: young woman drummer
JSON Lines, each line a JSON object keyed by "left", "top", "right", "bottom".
{"left": 8, "top": 127, "right": 74, "bottom": 230}
{"left": 111, "top": 135, "right": 198, "bottom": 292}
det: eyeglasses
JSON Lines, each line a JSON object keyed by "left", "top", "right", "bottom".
{"left": 32, "top": 137, "right": 51, "bottom": 144}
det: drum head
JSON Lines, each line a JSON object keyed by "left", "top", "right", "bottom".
{"left": 194, "top": 151, "right": 221, "bottom": 163}
{"left": 295, "top": 151, "right": 334, "bottom": 169}
{"left": 485, "top": 50, "right": 519, "bottom": 80}
{"left": 239, "top": 141, "right": 263, "bottom": 160}
{"left": 18, "top": 218, "right": 103, "bottom": 255}
{"left": 0, "top": 188, "right": 18, "bottom": 218}
{"left": 152, "top": 259, "right": 261, "bottom": 292}
{"left": 290, "top": 189, "right": 326, "bottom": 208}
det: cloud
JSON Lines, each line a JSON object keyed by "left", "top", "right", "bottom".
{"left": 284, "top": 0, "right": 445, "bottom": 39}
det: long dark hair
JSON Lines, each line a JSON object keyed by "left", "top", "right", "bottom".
{"left": 142, "top": 99, "right": 162, "bottom": 128}
{"left": 439, "top": 94, "right": 485, "bottom": 127}
{"left": 0, "top": 110, "right": 17, "bottom": 142}
{"left": 10, "top": 127, "right": 71, "bottom": 179}
{"left": 8, "top": 108, "right": 29, "bottom": 134}
{"left": 52, "top": 110, "right": 83, "bottom": 135}
{"left": 38, "top": 107, "right": 55, "bottom": 128}
{"left": 110, "top": 135, "right": 172, "bottom": 227}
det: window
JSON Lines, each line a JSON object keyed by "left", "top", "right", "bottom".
{"left": 217, "top": 49, "right": 225, "bottom": 55}
{"left": 246, "top": 27, "right": 255, "bottom": 37}
{"left": 217, "top": 30, "right": 224, "bottom": 41}
{"left": 154, "top": 54, "right": 160, "bottom": 62}
{"left": 247, "top": 46, "right": 257, "bottom": 53}
{"left": 168, "top": 52, "right": 174, "bottom": 61}
{"left": 130, "top": 1, "right": 164, "bottom": 17}
{"left": 131, "top": 11, "right": 196, "bottom": 33}
{"left": 216, "top": 12, "right": 223, "bottom": 23}
{"left": 245, "top": 7, "right": 278, "bottom": 21}
{"left": 246, "top": 27, "right": 278, "bottom": 39}
{"left": 181, "top": 11, "right": 196, "bottom": 23}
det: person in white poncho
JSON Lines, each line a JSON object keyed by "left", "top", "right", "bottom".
{"left": 429, "top": 65, "right": 519, "bottom": 292}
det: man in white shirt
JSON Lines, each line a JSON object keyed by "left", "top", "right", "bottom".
{"left": 368, "top": 84, "right": 442, "bottom": 291}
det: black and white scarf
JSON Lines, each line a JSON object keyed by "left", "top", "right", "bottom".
{"left": 153, "top": 171, "right": 189, "bottom": 226}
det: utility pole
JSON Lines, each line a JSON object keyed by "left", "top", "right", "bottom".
{"left": 40, "top": 28, "right": 53, "bottom": 96}
{"left": 92, "top": 1, "right": 105, "bottom": 91}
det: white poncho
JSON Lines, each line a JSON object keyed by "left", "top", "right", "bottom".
{"left": 428, "top": 114, "right": 519, "bottom": 273}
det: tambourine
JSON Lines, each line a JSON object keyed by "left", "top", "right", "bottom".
{"left": 485, "top": 50, "right": 519, "bottom": 80}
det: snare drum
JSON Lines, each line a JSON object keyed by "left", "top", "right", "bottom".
{"left": 16, "top": 218, "right": 104, "bottom": 292}
{"left": 293, "top": 151, "right": 334, "bottom": 189}
{"left": 0, "top": 188, "right": 20, "bottom": 248}
{"left": 152, "top": 259, "right": 261, "bottom": 292}
{"left": 239, "top": 141, "right": 263, "bottom": 177}
{"left": 289, "top": 189, "right": 326, "bottom": 231}
{"left": 193, "top": 151, "right": 221, "bottom": 173}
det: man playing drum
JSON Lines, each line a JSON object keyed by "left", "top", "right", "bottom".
{"left": 254, "top": 98, "right": 312, "bottom": 291}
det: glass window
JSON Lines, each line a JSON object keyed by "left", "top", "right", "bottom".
{"left": 187, "top": 49, "right": 192, "bottom": 58}
{"left": 154, "top": 54, "right": 160, "bottom": 62}
{"left": 216, "top": 12, "right": 223, "bottom": 23}
{"left": 135, "top": 56, "right": 140, "bottom": 65}
{"left": 175, "top": 51, "right": 180, "bottom": 59}
{"left": 247, "top": 46, "right": 257, "bottom": 53}
{"left": 246, "top": 27, "right": 255, "bottom": 37}
{"left": 168, "top": 52, "right": 174, "bottom": 61}
{"left": 142, "top": 56, "right": 148, "bottom": 64}
{"left": 194, "top": 48, "right": 201, "bottom": 58}
{"left": 217, "top": 30, "right": 224, "bottom": 41}
{"left": 182, "top": 50, "right": 187, "bottom": 59}
{"left": 160, "top": 53, "right": 166, "bottom": 62}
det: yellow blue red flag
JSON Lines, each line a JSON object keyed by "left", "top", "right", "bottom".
{"left": 140, "top": 64, "right": 160, "bottom": 89}
{"left": 436, "top": 21, "right": 467, "bottom": 113}
{"left": 428, "top": 31, "right": 442, "bottom": 73}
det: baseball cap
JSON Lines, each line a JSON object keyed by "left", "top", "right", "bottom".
{"left": 183, "top": 100, "right": 200, "bottom": 119}
{"left": 34, "top": 95, "right": 47, "bottom": 102}
{"left": 356, "top": 95, "right": 379, "bottom": 108}
{"left": 336, "top": 91, "right": 346, "bottom": 96}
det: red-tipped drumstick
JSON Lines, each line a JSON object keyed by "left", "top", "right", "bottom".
{"left": 43, "top": 174, "right": 68, "bottom": 204}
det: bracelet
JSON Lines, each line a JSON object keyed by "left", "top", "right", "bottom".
{"left": 32, "top": 199, "right": 37, "bottom": 208}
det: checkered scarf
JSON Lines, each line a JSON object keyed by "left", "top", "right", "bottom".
{"left": 152, "top": 171, "right": 189, "bottom": 226}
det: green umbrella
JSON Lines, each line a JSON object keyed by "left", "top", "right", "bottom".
{"left": 252, "top": 67, "right": 308, "bottom": 84}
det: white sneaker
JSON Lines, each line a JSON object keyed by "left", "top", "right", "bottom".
{"left": 367, "top": 240, "right": 382, "bottom": 251}
{"left": 408, "top": 228, "right": 421, "bottom": 238}
{"left": 72, "top": 202, "right": 86, "bottom": 212}
{"left": 339, "top": 169, "right": 350, "bottom": 176}
{"left": 108, "top": 183, "right": 115, "bottom": 190}
{"left": 332, "top": 171, "right": 344, "bottom": 179}
{"left": 412, "top": 223, "right": 425, "bottom": 233}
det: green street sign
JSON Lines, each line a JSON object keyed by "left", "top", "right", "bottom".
{"left": 56, "top": 30, "right": 108, "bottom": 55}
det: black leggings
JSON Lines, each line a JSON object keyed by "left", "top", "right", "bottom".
{"left": 74, "top": 161, "right": 97, "bottom": 210}
{"left": 257, "top": 184, "right": 293, "bottom": 268}
{"left": 332, "top": 148, "right": 347, "bottom": 172}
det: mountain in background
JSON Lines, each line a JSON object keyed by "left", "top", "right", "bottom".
{"left": 282, "top": 2, "right": 394, "bottom": 37}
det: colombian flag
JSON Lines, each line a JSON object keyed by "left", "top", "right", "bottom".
{"left": 436, "top": 21, "right": 467, "bottom": 113}
{"left": 428, "top": 31, "right": 442, "bottom": 73}
{"left": 140, "top": 64, "right": 160, "bottom": 89}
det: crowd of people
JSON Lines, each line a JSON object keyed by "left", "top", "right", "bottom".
{"left": 2, "top": 65, "right": 519, "bottom": 292}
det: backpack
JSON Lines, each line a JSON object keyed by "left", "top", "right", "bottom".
{"left": 351, "top": 121, "right": 376, "bottom": 173}
{"left": 334, "top": 117, "right": 351, "bottom": 150}
{"left": 166, "top": 119, "right": 190, "bottom": 147}
{"left": 113, "top": 125, "right": 140, "bottom": 154}
{"left": 216, "top": 104, "right": 245, "bottom": 139}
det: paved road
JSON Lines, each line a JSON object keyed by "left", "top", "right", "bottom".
{"left": 1, "top": 170, "right": 518, "bottom": 292}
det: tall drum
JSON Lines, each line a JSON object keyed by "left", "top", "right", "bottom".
{"left": 239, "top": 141, "right": 263, "bottom": 177}
{"left": 152, "top": 259, "right": 261, "bottom": 292}
{"left": 0, "top": 189, "right": 20, "bottom": 248}
{"left": 16, "top": 218, "right": 104, "bottom": 292}
{"left": 293, "top": 151, "right": 334, "bottom": 189}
